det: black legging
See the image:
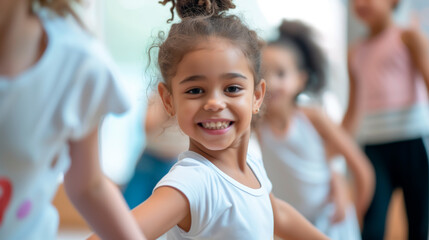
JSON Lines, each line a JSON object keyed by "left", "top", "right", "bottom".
{"left": 362, "top": 138, "right": 429, "bottom": 240}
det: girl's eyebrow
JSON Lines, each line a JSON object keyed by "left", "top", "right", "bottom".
{"left": 180, "top": 75, "right": 206, "bottom": 84}
{"left": 222, "top": 72, "right": 247, "bottom": 80}
{"left": 179, "top": 72, "right": 247, "bottom": 84}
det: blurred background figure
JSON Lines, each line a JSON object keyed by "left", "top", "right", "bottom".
{"left": 345, "top": 0, "right": 429, "bottom": 239}
{"left": 0, "top": 0, "right": 145, "bottom": 239}
{"left": 122, "top": 92, "right": 188, "bottom": 209}
{"left": 256, "top": 19, "right": 374, "bottom": 240}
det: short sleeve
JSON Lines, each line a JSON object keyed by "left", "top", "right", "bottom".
{"left": 154, "top": 158, "right": 216, "bottom": 236}
{"left": 63, "top": 54, "right": 131, "bottom": 141}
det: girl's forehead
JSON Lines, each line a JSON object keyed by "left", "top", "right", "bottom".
{"left": 264, "top": 46, "right": 295, "bottom": 63}
{"left": 175, "top": 39, "right": 252, "bottom": 75}
{"left": 189, "top": 37, "right": 243, "bottom": 55}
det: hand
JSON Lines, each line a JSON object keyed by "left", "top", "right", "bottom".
{"left": 328, "top": 172, "right": 349, "bottom": 224}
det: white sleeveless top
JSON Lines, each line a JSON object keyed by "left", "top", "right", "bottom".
{"left": 155, "top": 151, "right": 274, "bottom": 240}
{"left": 259, "top": 112, "right": 361, "bottom": 240}
{"left": 259, "top": 112, "right": 331, "bottom": 222}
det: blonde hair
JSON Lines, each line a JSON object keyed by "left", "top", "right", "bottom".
{"left": 33, "top": 0, "right": 83, "bottom": 26}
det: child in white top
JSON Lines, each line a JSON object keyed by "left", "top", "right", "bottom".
{"left": 257, "top": 20, "right": 375, "bottom": 239}
{"left": 91, "top": 0, "right": 330, "bottom": 239}
{"left": 0, "top": 0, "right": 145, "bottom": 239}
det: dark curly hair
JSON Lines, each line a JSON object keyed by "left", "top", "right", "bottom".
{"left": 269, "top": 19, "right": 327, "bottom": 95}
{"left": 152, "top": 0, "right": 264, "bottom": 90}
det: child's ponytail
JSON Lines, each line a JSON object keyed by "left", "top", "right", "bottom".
{"left": 159, "top": 0, "right": 236, "bottom": 22}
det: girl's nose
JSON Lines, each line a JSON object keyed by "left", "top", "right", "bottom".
{"left": 204, "top": 95, "right": 226, "bottom": 112}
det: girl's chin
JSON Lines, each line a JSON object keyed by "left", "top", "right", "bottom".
{"left": 189, "top": 138, "right": 231, "bottom": 152}
{"left": 201, "top": 141, "right": 232, "bottom": 151}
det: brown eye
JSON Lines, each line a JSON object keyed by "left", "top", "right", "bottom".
{"left": 186, "top": 88, "right": 204, "bottom": 94}
{"left": 225, "top": 85, "right": 242, "bottom": 93}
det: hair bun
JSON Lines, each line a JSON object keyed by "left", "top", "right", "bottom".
{"left": 278, "top": 19, "right": 313, "bottom": 42}
{"left": 160, "top": 0, "right": 236, "bottom": 22}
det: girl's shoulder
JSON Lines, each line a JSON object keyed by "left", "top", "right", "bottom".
{"left": 298, "top": 106, "right": 322, "bottom": 124}
{"left": 400, "top": 27, "right": 428, "bottom": 53}
{"left": 298, "top": 106, "right": 330, "bottom": 136}
{"left": 159, "top": 151, "right": 216, "bottom": 185}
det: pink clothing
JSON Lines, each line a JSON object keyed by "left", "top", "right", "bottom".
{"left": 352, "top": 26, "right": 427, "bottom": 113}
{"left": 351, "top": 25, "right": 429, "bottom": 144}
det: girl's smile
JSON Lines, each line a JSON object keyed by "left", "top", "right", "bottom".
{"left": 198, "top": 119, "right": 234, "bottom": 133}
{"left": 159, "top": 37, "right": 265, "bottom": 152}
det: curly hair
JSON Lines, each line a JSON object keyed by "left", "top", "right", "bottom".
{"left": 153, "top": 0, "right": 264, "bottom": 90}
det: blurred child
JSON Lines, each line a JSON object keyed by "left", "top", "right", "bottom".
{"left": 0, "top": 0, "right": 145, "bottom": 239}
{"left": 123, "top": 93, "right": 188, "bottom": 208}
{"left": 257, "top": 19, "right": 374, "bottom": 240}
{"left": 91, "top": 0, "right": 330, "bottom": 239}
{"left": 345, "top": 0, "right": 429, "bottom": 239}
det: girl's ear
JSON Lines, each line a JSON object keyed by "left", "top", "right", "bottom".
{"left": 253, "top": 79, "right": 266, "bottom": 114}
{"left": 158, "top": 83, "right": 175, "bottom": 117}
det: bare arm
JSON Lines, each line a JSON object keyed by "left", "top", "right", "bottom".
{"left": 342, "top": 48, "right": 360, "bottom": 136}
{"left": 402, "top": 28, "right": 429, "bottom": 93}
{"left": 271, "top": 194, "right": 329, "bottom": 240}
{"left": 328, "top": 171, "right": 350, "bottom": 223}
{"left": 89, "top": 186, "right": 190, "bottom": 240}
{"left": 65, "top": 128, "right": 146, "bottom": 240}
{"left": 131, "top": 186, "right": 190, "bottom": 239}
{"left": 303, "top": 107, "right": 375, "bottom": 225}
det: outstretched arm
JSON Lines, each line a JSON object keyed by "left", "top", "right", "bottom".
{"left": 271, "top": 194, "right": 329, "bottom": 240}
{"left": 131, "top": 186, "right": 191, "bottom": 239}
{"left": 65, "top": 128, "right": 146, "bottom": 240}
{"left": 88, "top": 185, "right": 190, "bottom": 240}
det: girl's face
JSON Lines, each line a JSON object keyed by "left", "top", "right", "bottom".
{"left": 262, "top": 45, "right": 306, "bottom": 112}
{"left": 159, "top": 38, "right": 265, "bottom": 151}
{"left": 352, "top": 0, "right": 396, "bottom": 26}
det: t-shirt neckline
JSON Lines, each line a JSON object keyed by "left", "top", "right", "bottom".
{"left": 180, "top": 151, "right": 266, "bottom": 196}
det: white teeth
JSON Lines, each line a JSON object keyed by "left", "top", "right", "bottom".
{"left": 202, "top": 121, "right": 230, "bottom": 130}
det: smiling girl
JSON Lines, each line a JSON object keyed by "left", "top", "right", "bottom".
{"left": 92, "top": 0, "right": 329, "bottom": 239}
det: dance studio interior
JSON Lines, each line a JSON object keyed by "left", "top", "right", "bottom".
{"left": 1, "top": 0, "right": 429, "bottom": 239}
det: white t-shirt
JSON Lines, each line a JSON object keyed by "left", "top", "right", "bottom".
{"left": 155, "top": 151, "right": 274, "bottom": 240}
{"left": 0, "top": 9, "right": 130, "bottom": 240}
